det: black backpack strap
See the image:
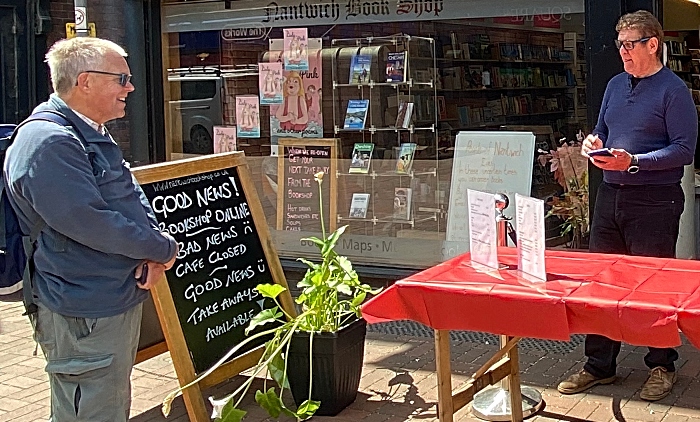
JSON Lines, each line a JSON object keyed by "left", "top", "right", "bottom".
{"left": 11, "top": 110, "right": 89, "bottom": 317}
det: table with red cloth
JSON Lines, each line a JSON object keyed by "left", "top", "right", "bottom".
{"left": 360, "top": 248, "right": 700, "bottom": 422}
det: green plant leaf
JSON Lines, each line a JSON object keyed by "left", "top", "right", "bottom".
{"left": 337, "top": 255, "right": 354, "bottom": 274}
{"left": 337, "top": 283, "right": 353, "bottom": 296}
{"left": 216, "top": 400, "right": 247, "bottom": 422}
{"left": 268, "top": 351, "right": 290, "bottom": 389}
{"left": 351, "top": 291, "right": 366, "bottom": 307}
{"left": 300, "top": 236, "right": 325, "bottom": 248}
{"left": 322, "top": 226, "right": 347, "bottom": 255}
{"left": 256, "top": 283, "right": 286, "bottom": 299}
{"left": 280, "top": 406, "right": 298, "bottom": 418}
{"left": 255, "top": 388, "right": 283, "bottom": 418}
{"left": 295, "top": 399, "right": 321, "bottom": 420}
{"left": 298, "top": 258, "right": 319, "bottom": 270}
{"left": 246, "top": 308, "right": 283, "bottom": 334}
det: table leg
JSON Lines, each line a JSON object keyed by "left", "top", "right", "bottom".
{"left": 507, "top": 337, "right": 524, "bottom": 422}
{"left": 435, "top": 329, "right": 454, "bottom": 422}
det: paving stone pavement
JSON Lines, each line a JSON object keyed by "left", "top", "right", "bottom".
{"left": 3, "top": 291, "right": 700, "bottom": 422}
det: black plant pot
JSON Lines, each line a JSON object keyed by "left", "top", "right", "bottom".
{"left": 287, "top": 318, "right": 367, "bottom": 416}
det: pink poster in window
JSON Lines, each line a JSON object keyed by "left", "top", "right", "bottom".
{"left": 269, "top": 38, "right": 323, "bottom": 138}
{"left": 235, "top": 96, "right": 260, "bottom": 138}
{"left": 283, "top": 28, "right": 309, "bottom": 71}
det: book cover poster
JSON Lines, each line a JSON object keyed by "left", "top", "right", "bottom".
{"left": 236, "top": 96, "right": 260, "bottom": 138}
{"left": 344, "top": 99, "right": 369, "bottom": 130}
{"left": 349, "top": 143, "right": 374, "bottom": 174}
{"left": 269, "top": 38, "right": 323, "bottom": 138}
{"left": 349, "top": 193, "right": 370, "bottom": 218}
{"left": 258, "top": 62, "right": 283, "bottom": 105}
{"left": 213, "top": 126, "right": 237, "bottom": 153}
{"left": 393, "top": 187, "right": 412, "bottom": 220}
{"left": 349, "top": 54, "right": 372, "bottom": 84}
{"left": 283, "top": 28, "right": 309, "bottom": 71}
{"left": 395, "top": 143, "right": 417, "bottom": 174}
{"left": 395, "top": 101, "right": 414, "bottom": 128}
{"left": 386, "top": 51, "right": 406, "bottom": 83}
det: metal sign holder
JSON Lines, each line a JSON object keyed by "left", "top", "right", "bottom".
{"left": 470, "top": 193, "right": 544, "bottom": 421}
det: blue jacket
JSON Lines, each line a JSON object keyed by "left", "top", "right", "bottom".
{"left": 3, "top": 95, "right": 177, "bottom": 318}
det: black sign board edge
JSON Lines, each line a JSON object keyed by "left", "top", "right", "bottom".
{"left": 276, "top": 138, "right": 338, "bottom": 234}
{"left": 131, "top": 152, "right": 296, "bottom": 422}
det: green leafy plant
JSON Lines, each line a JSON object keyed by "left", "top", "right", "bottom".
{"left": 162, "top": 172, "right": 379, "bottom": 422}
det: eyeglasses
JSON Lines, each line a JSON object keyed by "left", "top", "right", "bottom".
{"left": 83, "top": 70, "right": 132, "bottom": 86}
{"left": 615, "top": 37, "right": 652, "bottom": 51}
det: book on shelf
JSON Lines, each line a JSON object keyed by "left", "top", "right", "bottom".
{"left": 349, "top": 54, "right": 371, "bottom": 84}
{"left": 693, "top": 75, "right": 700, "bottom": 91}
{"left": 349, "top": 143, "right": 374, "bottom": 174}
{"left": 349, "top": 193, "right": 370, "bottom": 218}
{"left": 467, "top": 65, "right": 483, "bottom": 88}
{"left": 395, "top": 101, "right": 414, "bottom": 128}
{"left": 343, "top": 99, "right": 370, "bottom": 130}
{"left": 395, "top": 143, "right": 417, "bottom": 174}
{"left": 436, "top": 96, "right": 447, "bottom": 120}
{"left": 691, "top": 61, "right": 700, "bottom": 74}
{"left": 693, "top": 90, "right": 700, "bottom": 106}
{"left": 393, "top": 187, "right": 412, "bottom": 220}
{"left": 386, "top": 51, "right": 406, "bottom": 83}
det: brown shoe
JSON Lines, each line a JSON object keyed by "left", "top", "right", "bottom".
{"left": 640, "top": 367, "right": 676, "bottom": 401}
{"left": 557, "top": 369, "right": 615, "bottom": 394}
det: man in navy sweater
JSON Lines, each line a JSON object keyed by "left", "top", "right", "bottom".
{"left": 557, "top": 10, "right": 697, "bottom": 401}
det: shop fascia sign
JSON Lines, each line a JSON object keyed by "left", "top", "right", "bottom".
{"left": 164, "top": 0, "right": 584, "bottom": 33}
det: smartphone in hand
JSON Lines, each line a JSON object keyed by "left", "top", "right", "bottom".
{"left": 588, "top": 148, "right": 614, "bottom": 158}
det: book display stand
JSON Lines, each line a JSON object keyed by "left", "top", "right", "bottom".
{"left": 330, "top": 34, "right": 442, "bottom": 235}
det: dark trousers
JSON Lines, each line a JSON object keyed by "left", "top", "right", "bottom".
{"left": 583, "top": 182, "right": 684, "bottom": 378}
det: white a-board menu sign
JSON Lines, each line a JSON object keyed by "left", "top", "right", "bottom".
{"left": 446, "top": 131, "right": 536, "bottom": 243}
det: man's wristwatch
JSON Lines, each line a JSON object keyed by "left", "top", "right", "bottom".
{"left": 627, "top": 154, "right": 639, "bottom": 174}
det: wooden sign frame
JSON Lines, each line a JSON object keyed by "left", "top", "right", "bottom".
{"left": 276, "top": 138, "right": 338, "bottom": 232}
{"left": 132, "top": 152, "right": 295, "bottom": 422}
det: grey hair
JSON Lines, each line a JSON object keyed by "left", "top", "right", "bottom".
{"left": 45, "top": 37, "right": 128, "bottom": 95}
{"left": 616, "top": 10, "right": 664, "bottom": 60}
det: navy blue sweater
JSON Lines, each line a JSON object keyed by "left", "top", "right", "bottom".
{"left": 593, "top": 66, "right": 697, "bottom": 185}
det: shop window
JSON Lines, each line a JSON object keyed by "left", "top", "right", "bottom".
{"left": 160, "top": 1, "right": 589, "bottom": 269}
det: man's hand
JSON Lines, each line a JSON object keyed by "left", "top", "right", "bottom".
{"left": 135, "top": 261, "right": 167, "bottom": 290}
{"left": 588, "top": 148, "right": 633, "bottom": 171}
{"left": 581, "top": 134, "right": 603, "bottom": 158}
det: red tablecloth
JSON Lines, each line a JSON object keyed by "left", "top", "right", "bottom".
{"left": 361, "top": 248, "right": 700, "bottom": 349}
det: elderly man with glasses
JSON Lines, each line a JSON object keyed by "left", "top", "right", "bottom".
{"left": 3, "top": 37, "right": 178, "bottom": 421}
{"left": 557, "top": 10, "right": 697, "bottom": 401}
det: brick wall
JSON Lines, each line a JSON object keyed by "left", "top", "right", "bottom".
{"left": 46, "top": 0, "right": 133, "bottom": 158}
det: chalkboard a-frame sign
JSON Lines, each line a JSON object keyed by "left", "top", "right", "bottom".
{"left": 276, "top": 138, "right": 338, "bottom": 232}
{"left": 132, "top": 152, "right": 295, "bottom": 422}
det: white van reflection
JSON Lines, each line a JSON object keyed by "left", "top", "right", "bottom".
{"left": 167, "top": 66, "right": 257, "bottom": 154}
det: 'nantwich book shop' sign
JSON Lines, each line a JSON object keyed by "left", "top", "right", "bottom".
{"left": 164, "top": 0, "right": 583, "bottom": 33}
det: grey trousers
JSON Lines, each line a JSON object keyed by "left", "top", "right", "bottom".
{"left": 32, "top": 302, "right": 143, "bottom": 422}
